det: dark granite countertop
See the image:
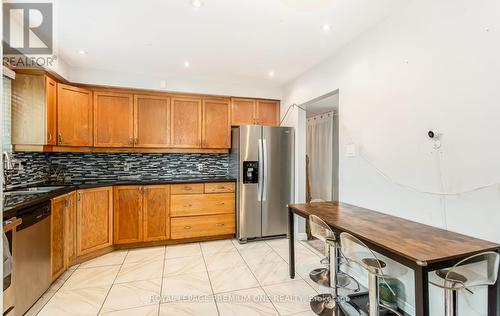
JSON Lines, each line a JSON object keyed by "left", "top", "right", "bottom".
{"left": 3, "top": 175, "right": 236, "bottom": 219}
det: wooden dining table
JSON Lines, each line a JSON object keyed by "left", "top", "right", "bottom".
{"left": 287, "top": 201, "right": 500, "bottom": 316}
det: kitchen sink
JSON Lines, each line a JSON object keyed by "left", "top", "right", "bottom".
{"left": 4, "top": 186, "right": 66, "bottom": 195}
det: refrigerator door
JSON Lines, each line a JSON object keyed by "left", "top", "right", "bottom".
{"left": 237, "top": 125, "right": 262, "bottom": 240}
{"left": 261, "top": 126, "right": 294, "bottom": 237}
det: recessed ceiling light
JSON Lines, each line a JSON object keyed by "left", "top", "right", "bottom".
{"left": 184, "top": 61, "right": 191, "bottom": 68}
{"left": 322, "top": 24, "right": 332, "bottom": 32}
{"left": 268, "top": 71, "right": 275, "bottom": 77}
{"left": 77, "top": 50, "right": 87, "bottom": 55}
{"left": 190, "top": 0, "right": 203, "bottom": 8}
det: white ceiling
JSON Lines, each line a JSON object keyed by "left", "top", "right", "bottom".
{"left": 56, "top": 0, "right": 408, "bottom": 91}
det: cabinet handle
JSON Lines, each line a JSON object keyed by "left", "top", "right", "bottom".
{"left": 215, "top": 223, "right": 225, "bottom": 227}
{"left": 184, "top": 187, "right": 192, "bottom": 191}
{"left": 184, "top": 204, "right": 192, "bottom": 207}
{"left": 77, "top": 192, "right": 81, "bottom": 202}
{"left": 216, "top": 202, "right": 225, "bottom": 205}
{"left": 65, "top": 198, "right": 69, "bottom": 208}
{"left": 184, "top": 226, "right": 192, "bottom": 229}
{"left": 217, "top": 186, "right": 226, "bottom": 189}
{"left": 47, "top": 132, "right": 52, "bottom": 142}
{"left": 58, "top": 133, "right": 63, "bottom": 144}
{"left": 143, "top": 187, "right": 147, "bottom": 193}
{"left": 128, "top": 137, "right": 133, "bottom": 146}
{"left": 134, "top": 137, "right": 139, "bottom": 145}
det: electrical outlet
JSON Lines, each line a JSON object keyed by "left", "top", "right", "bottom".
{"left": 197, "top": 164, "right": 204, "bottom": 171}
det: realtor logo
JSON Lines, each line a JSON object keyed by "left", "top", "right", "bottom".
{"left": 3, "top": 2, "right": 53, "bottom": 55}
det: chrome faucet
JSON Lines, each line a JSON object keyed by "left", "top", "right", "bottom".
{"left": 3, "top": 152, "right": 13, "bottom": 170}
{"left": 2, "top": 152, "right": 21, "bottom": 171}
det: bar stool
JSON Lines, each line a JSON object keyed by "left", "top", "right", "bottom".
{"left": 308, "top": 215, "right": 357, "bottom": 315}
{"left": 429, "top": 251, "right": 499, "bottom": 316}
{"left": 339, "top": 232, "right": 402, "bottom": 316}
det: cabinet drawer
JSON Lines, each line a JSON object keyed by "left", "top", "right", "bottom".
{"left": 170, "top": 183, "right": 204, "bottom": 195}
{"left": 204, "top": 182, "right": 235, "bottom": 193}
{"left": 171, "top": 214, "right": 235, "bottom": 239}
{"left": 171, "top": 193, "right": 235, "bottom": 217}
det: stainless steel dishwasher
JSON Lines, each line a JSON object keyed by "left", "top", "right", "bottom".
{"left": 13, "top": 201, "right": 51, "bottom": 316}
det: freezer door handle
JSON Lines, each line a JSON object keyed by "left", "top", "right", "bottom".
{"left": 262, "top": 138, "right": 268, "bottom": 201}
{"left": 258, "top": 138, "right": 264, "bottom": 201}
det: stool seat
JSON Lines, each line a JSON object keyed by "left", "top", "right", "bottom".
{"left": 310, "top": 268, "right": 352, "bottom": 288}
{"left": 428, "top": 251, "right": 499, "bottom": 316}
{"left": 435, "top": 269, "right": 468, "bottom": 284}
{"left": 362, "top": 258, "right": 386, "bottom": 269}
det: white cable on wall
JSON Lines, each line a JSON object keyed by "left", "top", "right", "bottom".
{"left": 281, "top": 103, "right": 500, "bottom": 197}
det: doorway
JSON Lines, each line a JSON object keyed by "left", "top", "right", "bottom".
{"left": 304, "top": 90, "right": 339, "bottom": 203}
{"left": 295, "top": 90, "right": 339, "bottom": 248}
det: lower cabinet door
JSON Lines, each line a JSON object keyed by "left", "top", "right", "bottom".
{"left": 143, "top": 185, "right": 170, "bottom": 242}
{"left": 113, "top": 186, "right": 143, "bottom": 244}
{"left": 51, "top": 195, "right": 67, "bottom": 281}
{"left": 76, "top": 187, "right": 113, "bottom": 256}
{"left": 64, "top": 192, "right": 77, "bottom": 267}
{"left": 171, "top": 213, "right": 235, "bottom": 239}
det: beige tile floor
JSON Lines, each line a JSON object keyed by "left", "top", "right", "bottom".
{"left": 28, "top": 238, "right": 332, "bottom": 316}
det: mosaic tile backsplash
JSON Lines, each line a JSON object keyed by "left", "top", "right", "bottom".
{"left": 6, "top": 152, "right": 229, "bottom": 187}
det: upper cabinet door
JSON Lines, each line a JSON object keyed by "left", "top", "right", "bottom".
{"left": 57, "top": 84, "right": 93, "bottom": 146}
{"left": 134, "top": 95, "right": 170, "bottom": 147}
{"left": 256, "top": 100, "right": 279, "bottom": 126}
{"left": 231, "top": 98, "right": 255, "bottom": 125}
{"left": 94, "top": 92, "right": 134, "bottom": 147}
{"left": 202, "top": 98, "right": 231, "bottom": 149}
{"left": 45, "top": 76, "right": 57, "bottom": 145}
{"left": 170, "top": 97, "right": 202, "bottom": 148}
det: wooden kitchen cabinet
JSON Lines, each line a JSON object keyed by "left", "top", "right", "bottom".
{"left": 11, "top": 74, "right": 57, "bottom": 145}
{"left": 230, "top": 98, "right": 255, "bottom": 126}
{"left": 134, "top": 95, "right": 170, "bottom": 147}
{"left": 64, "top": 192, "right": 77, "bottom": 267}
{"left": 171, "top": 193, "right": 235, "bottom": 217}
{"left": 113, "top": 186, "right": 143, "bottom": 244}
{"left": 46, "top": 77, "right": 57, "bottom": 145}
{"left": 143, "top": 185, "right": 170, "bottom": 241}
{"left": 170, "top": 182, "right": 236, "bottom": 240}
{"left": 57, "top": 83, "right": 93, "bottom": 146}
{"left": 231, "top": 98, "right": 279, "bottom": 126}
{"left": 113, "top": 185, "right": 170, "bottom": 244}
{"left": 50, "top": 194, "right": 67, "bottom": 281}
{"left": 171, "top": 214, "right": 235, "bottom": 239}
{"left": 93, "top": 91, "right": 134, "bottom": 147}
{"left": 255, "top": 100, "right": 279, "bottom": 126}
{"left": 50, "top": 191, "right": 77, "bottom": 281}
{"left": 76, "top": 187, "right": 113, "bottom": 256}
{"left": 202, "top": 98, "right": 231, "bottom": 148}
{"left": 170, "top": 97, "right": 202, "bottom": 148}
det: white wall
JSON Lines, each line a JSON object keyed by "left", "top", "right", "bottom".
{"left": 69, "top": 67, "right": 283, "bottom": 99}
{"left": 282, "top": 0, "right": 500, "bottom": 314}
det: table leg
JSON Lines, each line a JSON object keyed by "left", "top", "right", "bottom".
{"left": 488, "top": 249, "right": 500, "bottom": 316}
{"left": 414, "top": 266, "right": 429, "bottom": 316}
{"left": 288, "top": 208, "right": 295, "bottom": 279}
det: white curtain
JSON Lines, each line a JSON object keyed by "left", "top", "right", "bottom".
{"left": 307, "top": 113, "right": 334, "bottom": 201}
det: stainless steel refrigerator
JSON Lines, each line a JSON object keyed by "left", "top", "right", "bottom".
{"left": 230, "top": 125, "right": 294, "bottom": 243}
